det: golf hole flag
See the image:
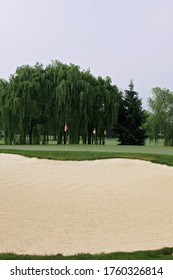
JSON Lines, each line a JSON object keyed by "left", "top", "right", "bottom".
{"left": 64, "top": 123, "right": 68, "bottom": 132}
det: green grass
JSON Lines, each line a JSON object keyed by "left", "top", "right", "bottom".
{"left": 1, "top": 149, "right": 173, "bottom": 166}
{"left": 0, "top": 142, "right": 173, "bottom": 154}
{"left": 0, "top": 144, "right": 173, "bottom": 260}
{"left": 0, "top": 248, "right": 173, "bottom": 260}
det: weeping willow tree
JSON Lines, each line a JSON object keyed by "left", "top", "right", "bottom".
{"left": 67, "top": 64, "right": 81, "bottom": 144}
{"left": 0, "top": 79, "right": 12, "bottom": 144}
{"left": 92, "top": 76, "right": 120, "bottom": 145}
{"left": 0, "top": 93, "right": 1, "bottom": 133}
{"left": 0, "top": 60, "right": 120, "bottom": 145}
{"left": 6, "top": 64, "right": 44, "bottom": 144}
{"left": 80, "top": 69, "right": 94, "bottom": 144}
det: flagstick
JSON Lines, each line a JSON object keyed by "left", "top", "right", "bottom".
{"left": 93, "top": 128, "right": 96, "bottom": 150}
{"left": 64, "top": 122, "right": 68, "bottom": 151}
{"left": 66, "top": 133, "right": 68, "bottom": 151}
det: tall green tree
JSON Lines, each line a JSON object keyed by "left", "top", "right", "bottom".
{"left": 0, "top": 78, "right": 17, "bottom": 144}
{"left": 148, "top": 87, "right": 173, "bottom": 146}
{"left": 116, "top": 80, "right": 147, "bottom": 145}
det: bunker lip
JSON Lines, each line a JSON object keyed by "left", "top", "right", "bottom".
{"left": 0, "top": 154, "right": 173, "bottom": 256}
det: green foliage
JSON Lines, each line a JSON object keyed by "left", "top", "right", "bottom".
{"left": 115, "top": 80, "right": 147, "bottom": 145}
{"left": 0, "top": 62, "right": 120, "bottom": 145}
{"left": 148, "top": 87, "right": 173, "bottom": 146}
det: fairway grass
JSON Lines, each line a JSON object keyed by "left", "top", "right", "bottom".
{"left": 1, "top": 143, "right": 173, "bottom": 155}
{"left": 0, "top": 145, "right": 173, "bottom": 260}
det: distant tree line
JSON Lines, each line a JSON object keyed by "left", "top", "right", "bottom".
{"left": 0, "top": 61, "right": 120, "bottom": 145}
{"left": 1, "top": 61, "right": 173, "bottom": 146}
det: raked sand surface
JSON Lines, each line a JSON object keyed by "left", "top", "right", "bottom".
{"left": 0, "top": 153, "right": 173, "bottom": 256}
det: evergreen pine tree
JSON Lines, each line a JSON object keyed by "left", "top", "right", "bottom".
{"left": 116, "top": 80, "right": 146, "bottom": 145}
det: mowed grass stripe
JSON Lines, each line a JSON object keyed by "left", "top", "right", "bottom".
{"left": 0, "top": 143, "right": 173, "bottom": 155}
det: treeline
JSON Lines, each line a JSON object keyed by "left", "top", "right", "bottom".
{"left": 0, "top": 61, "right": 120, "bottom": 145}
{"left": 1, "top": 61, "right": 173, "bottom": 146}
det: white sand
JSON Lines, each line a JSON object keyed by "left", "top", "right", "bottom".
{"left": 0, "top": 153, "right": 173, "bottom": 256}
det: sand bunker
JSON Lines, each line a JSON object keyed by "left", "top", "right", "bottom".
{"left": 0, "top": 153, "right": 173, "bottom": 255}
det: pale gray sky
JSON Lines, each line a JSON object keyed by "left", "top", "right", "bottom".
{"left": 0, "top": 0, "right": 173, "bottom": 108}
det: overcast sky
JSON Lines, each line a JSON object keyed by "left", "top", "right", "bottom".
{"left": 0, "top": 0, "right": 173, "bottom": 108}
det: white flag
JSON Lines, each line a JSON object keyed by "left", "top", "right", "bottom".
{"left": 64, "top": 123, "right": 68, "bottom": 132}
